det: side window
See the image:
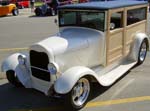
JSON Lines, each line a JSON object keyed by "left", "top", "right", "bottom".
{"left": 80, "top": 12, "right": 105, "bottom": 31}
{"left": 127, "top": 8, "right": 146, "bottom": 26}
{"left": 59, "top": 11, "right": 76, "bottom": 25}
{"left": 110, "top": 11, "right": 123, "bottom": 30}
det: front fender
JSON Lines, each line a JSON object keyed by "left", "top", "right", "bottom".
{"left": 129, "top": 33, "right": 149, "bottom": 61}
{"left": 1, "top": 53, "right": 32, "bottom": 88}
{"left": 1, "top": 53, "right": 22, "bottom": 72}
{"left": 54, "top": 66, "right": 98, "bottom": 94}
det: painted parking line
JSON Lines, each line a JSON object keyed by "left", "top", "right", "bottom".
{"left": 11, "top": 96, "right": 150, "bottom": 111}
{"left": 0, "top": 47, "right": 28, "bottom": 52}
{"left": 86, "top": 96, "right": 150, "bottom": 108}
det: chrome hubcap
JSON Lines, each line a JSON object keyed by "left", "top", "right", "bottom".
{"left": 14, "top": 9, "right": 18, "bottom": 15}
{"left": 72, "top": 78, "right": 90, "bottom": 106}
{"left": 139, "top": 42, "right": 147, "bottom": 62}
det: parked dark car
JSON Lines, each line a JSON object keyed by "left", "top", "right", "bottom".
{"left": 34, "top": 0, "right": 72, "bottom": 16}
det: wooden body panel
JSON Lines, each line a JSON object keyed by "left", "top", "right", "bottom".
{"left": 108, "top": 30, "right": 124, "bottom": 64}
{"left": 125, "top": 21, "right": 146, "bottom": 54}
{"left": 106, "top": 4, "right": 148, "bottom": 65}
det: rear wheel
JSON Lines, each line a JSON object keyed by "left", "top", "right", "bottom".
{"left": 35, "top": 8, "right": 42, "bottom": 16}
{"left": 137, "top": 39, "right": 148, "bottom": 65}
{"left": 12, "top": 8, "right": 19, "bottom": 16}
{"left": 65, "top": 77, "right": 90, "bottom": 110}
{"left": 6, "top": 70, "right": 23, "bottom": 87}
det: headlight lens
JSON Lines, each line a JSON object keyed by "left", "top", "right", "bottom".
{"left": 18, "top": 55, "right": 26, "bottom": 65}
{"left": 48, "top": 63, "right": 58, "bottom": 75}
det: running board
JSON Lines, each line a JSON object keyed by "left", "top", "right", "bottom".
{"left": 99, "top": 61, "right": 137, "bottom": 86}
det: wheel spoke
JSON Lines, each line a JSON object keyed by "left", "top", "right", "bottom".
{"left": 72, "top": 86, "right": 78, "bottom": 100}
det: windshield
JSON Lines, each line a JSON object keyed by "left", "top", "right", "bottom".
{"left": 59, "top": 10, "right": 105, "bottom": 31}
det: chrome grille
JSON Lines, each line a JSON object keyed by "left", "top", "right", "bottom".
{"left": 30, "top": 50, "right": 50, "bottom": 81}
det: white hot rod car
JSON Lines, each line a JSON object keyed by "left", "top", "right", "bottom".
{"left": 1, "top": 0, "right": 149, "bottom": 110}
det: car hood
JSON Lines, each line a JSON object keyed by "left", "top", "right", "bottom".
{"left": 30, "top": 27, "right": 102, "bottom": 60}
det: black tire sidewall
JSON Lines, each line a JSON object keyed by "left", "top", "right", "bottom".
{"left": 6, "top": 70, "right": 23, "bottom": 87}
{"left": 35, "top": 8, "right": 42, "bottom": 16}
{"left": 137, "top": 39, "right": 147, "bottom": 65}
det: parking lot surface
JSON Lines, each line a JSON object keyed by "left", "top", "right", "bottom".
{"left": 0, "top": 9, "right": 150, "bottom": 111}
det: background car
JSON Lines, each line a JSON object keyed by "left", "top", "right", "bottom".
{"left": 0, "top": 1, "right": 19, "bottom": 16}
{"left": 34, "top": 0, "right": 72, "bottom": 16}
{"left": 10, "top": 0, "right": 30, "bottom": 9}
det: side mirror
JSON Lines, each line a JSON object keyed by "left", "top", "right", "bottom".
{"left": 110, "top": 23, "right": 115, "bottom": 30}
{"left": 54, "top": 19, "right": 58, "bottom": 25}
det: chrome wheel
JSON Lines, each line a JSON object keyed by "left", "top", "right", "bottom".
{"left": 139, "top": 41, "right": 147, "bottom": 62}
{"left": 12, "top": 9, "right": 19, "bottom": 16}
{"left": 72, "top": 78, "right": 90, "bottom": 107}
{"left": 137, "top": 39, "right": 147, "bottom": 65}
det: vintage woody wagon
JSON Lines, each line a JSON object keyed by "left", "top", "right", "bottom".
{"left": 1, "top": 0, "right": 149, "bottom": 110}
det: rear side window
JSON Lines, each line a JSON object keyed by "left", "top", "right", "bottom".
{"left": 110, "top": 11, "right": 123, "bottom": 30}
{"left": 127, "top": 7, "right": 147, "bottom": 25}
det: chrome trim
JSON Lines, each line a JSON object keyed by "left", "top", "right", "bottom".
{"left": 31, "top": 66, "right": 49, "bottom": 73}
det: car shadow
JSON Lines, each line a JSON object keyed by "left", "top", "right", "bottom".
{"left": 0, "top": 15, "right": 13, "bottom": 18}
{"left": 0, "top": 70, "right": 131, "bottom": 111}
{"left": 89, "top": 70, "right": 131, "bottom": 101}
{"left": 0, "top": 83, "right": 66, "bottom": 111}
{"left": 28, "top": 15, "right": 57, "bottom": 18}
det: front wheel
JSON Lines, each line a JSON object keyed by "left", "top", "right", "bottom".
{"left": 65, "top": 77, "right": 90, "bottom": 110}
{"left": 6, "top": 70, "right": 23, "bottom": 87}
{"left": 137, "top": 39, "right": 148, "bottom": 65}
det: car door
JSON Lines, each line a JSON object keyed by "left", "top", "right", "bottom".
{"left": 106, "top": 8, "right": 125, "bottom": 65}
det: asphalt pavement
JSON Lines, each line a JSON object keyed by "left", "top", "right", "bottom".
{"left": 19, "top": 8, "right": 32, "bottom": 15}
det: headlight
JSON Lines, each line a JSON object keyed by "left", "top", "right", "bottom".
{"left": 18, "top": 55, "right": 26, "bottom": 65}
{"left": 48, "top": 63, "right": 59, "bottom": 75}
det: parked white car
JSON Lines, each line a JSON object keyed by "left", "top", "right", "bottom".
{"left": 1, "top": 0, "right": 149, "bottom": 110}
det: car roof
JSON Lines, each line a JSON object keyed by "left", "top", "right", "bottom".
{"left": 58, "top": 0, "right": 148, "bottom": 10}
